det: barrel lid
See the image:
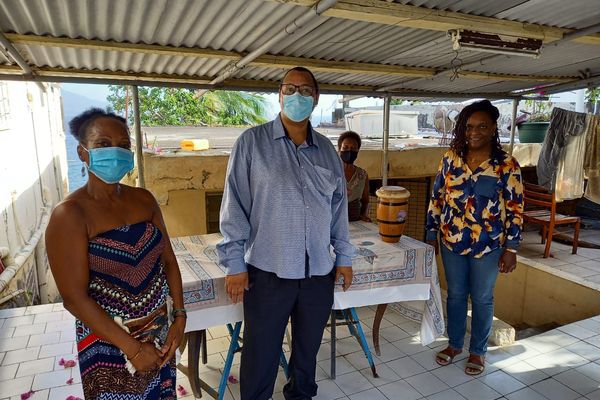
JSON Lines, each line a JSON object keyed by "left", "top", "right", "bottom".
{"left": 376, "top": 186, "right": 411, "bottom": 199}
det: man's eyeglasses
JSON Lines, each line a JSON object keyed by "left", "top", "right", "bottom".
{"left": 280, "top": 83, "right": 315, "bottom": 97}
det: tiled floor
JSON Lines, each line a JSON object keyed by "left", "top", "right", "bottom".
{"left": 519, "top": 231, "right": 600, "bottom": 288}
{"left": 1, "top": 304, "right": 600, "bottom": 400}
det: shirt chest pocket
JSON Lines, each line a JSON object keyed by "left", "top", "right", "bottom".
{"left": 312, "top": 165, "right": 337, "bottom": 197}
{"left": 474, "top": 175, "right": 500, "bottom": 199}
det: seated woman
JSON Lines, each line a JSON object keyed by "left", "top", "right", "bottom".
{"left": 337, "top": 130, "right": 371, "bottom": 222}
{"left": 45, "top": 108, "right": 186, "bottom": 399}
{"left": 426, "top": 100, "right": 523, "bottom": 376}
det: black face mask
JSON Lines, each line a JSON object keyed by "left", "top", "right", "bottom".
{"left": 340, "top": 150, "right": 358, "bottom": 164}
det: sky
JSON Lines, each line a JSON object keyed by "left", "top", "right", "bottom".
{"left": 60, "top": 83, "right": 383, "bottom": 123}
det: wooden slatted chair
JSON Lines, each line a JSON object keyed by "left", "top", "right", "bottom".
{"left": 523, "top": 182, "right": 581, "bottom": 258}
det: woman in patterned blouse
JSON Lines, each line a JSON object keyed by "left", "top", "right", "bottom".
{"left": 337, "top": 130, "right": 371, "bottom": 222}
{"left": 426, "top": 100, "right": 524, "bottom": 375}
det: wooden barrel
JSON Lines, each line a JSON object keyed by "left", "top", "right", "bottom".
{"left": 375, "top": 186, "right": 411, "bottom": 243}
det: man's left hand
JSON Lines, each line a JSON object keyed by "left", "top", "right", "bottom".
{"left": 499, "top": 250, "right": 517, "bottom": 273}
{"left": 336, "top": 266, "right": 353, "bottom": 291}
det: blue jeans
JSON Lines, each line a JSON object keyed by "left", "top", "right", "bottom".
{"left": 440, "top": 245, "right": 502, "bottom": 356}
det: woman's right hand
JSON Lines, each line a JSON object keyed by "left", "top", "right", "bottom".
{"left": 426, "top": 240, "right": 439, "bottom": 255}
{"left": 130, "top": 341, "right": 164, "bottom": 372}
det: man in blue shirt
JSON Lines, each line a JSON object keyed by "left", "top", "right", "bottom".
{"left": 217, "top": 67, "right": 354, "bottom": 400}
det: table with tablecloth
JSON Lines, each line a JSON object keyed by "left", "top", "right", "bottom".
{"left": 171, "top": 221, "right": 445, "bottom": 399}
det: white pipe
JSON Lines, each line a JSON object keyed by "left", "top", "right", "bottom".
{"left": 382, "top": 96, "right": 391, "bottom": 186}
{"left": 509, "top": 98, "right": 519, "bottom": 155}
{"left": 196, "top": 0, "right": 337, "bottom": 96}
{"left": 0, "top": 208, "right": 50, "bottom": 294}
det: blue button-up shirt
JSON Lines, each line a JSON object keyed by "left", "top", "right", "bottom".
{"left": 217, "top": 115, "right": 354, "bottom": 279}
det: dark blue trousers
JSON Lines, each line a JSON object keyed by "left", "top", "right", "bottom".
{"left": 240, "top": 265, "right": 334, "bottom": 400}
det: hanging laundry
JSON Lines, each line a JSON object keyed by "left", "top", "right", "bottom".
{"left": 584, "top": 114, "right": 600, "bottom": 204}
{"left": 537, "top": 108, "right": 587, "bottom": 192}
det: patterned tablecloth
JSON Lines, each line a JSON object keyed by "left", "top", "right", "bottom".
{"left": 172, "top": 221, "right": 445, "bottom": 345}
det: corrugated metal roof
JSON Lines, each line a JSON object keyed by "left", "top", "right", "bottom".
{"left": 0, "top": 0, "right": 598, "bottom": 97}
{"left": 399, "top": 0, "right": 600, "bottom": 29}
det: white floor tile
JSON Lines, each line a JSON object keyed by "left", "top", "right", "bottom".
{"left": 9, "top": 388, "right": 50, "bottom": 400}
{"left": 44, "top": 320, "right": 74, "bottom": 334}
{"left": 13, "top": 323, "right": 46, "bottom": 337}
{"left": 501, "top": 360, "right": 550, "bottom": 385}
{"left": 0, "top": 375, "right": 33, "bottom": 397}
{"left": 410, "top": 349, "right": 443, "bottom": 372}
{"left": 431, "top": 364, "right": 473, "bottom": 387}
{"left": 32, "top": 369, "right": 71, "bottom": 391}
{"left": 16, "top": 358, "right": 55, "bottom": 377}
{"left": 33, "top": 313, "right": 64, "bottom": 325}
{"left": 527, "top": 349, "right": 588, "bottom": 376}
{"left": 314, "top": 379, "right": 345, "bottom": 400}
{"left": 0, "top": 327, "right": 15, "bottom": 339}
{"left": 359, "top": 363, "right": 400, "bottom": 387}
{"left": 565, "top": 341, "right": 600, "bottom": 362}
{"left": 0, "top": 363, "right": 18, "bottom": 381}
{"left": 502, "top": 343, "right": 542, "bottom": 361}
{"left": 2, "top": 315, "right": 35, "bottom": 328}
{"left": 479, "top": 370, "right": 527, "bottom": 395}
{"left": 530, "top": 378, "right": 580, "bottom": 400}
{"left": 385, "top": 356, "right": 426, "bottom": 379}
{"left": 505, "top": 387, "right": 550, "bottom": 400}
{"left": 559, "top": 324, "right": 598, "bottom": 340}
{"left": 379, "top": 326, "right": 410, "bottom": 343}
{"left": 404, "top": 371, "right": 449, "bottom": 396}
{"left": 48, "top": 384, "right": 84, "bottom": 400}
{"left": 554, "top": 369, "right": 600, "bottom": 395}
{"left": 374, "top": 342, "right": 408, "bottom": 363}
{"left": 454, "top": 379, "right": 501, "bottom": 400}
{"left": 27, "top": 332, "right": 61, "bottom": 348}
{"left": 348, "top": 388, "right": 388, "bottom": 400}
{"left": 392, "top": 337, "right": 429, "bottom": 357}
{"left": 377, "top": 379, "right": 422, "bottom": 400}
{"left": 575, "top": 362, "right": 600, "bottom": 382}
{"left": 0, "top": 335, "right": 29, "bottom": 352}
{"left": 335, "top": 371, "right": 374, "bottom": 396}
{"left": 587, "top": 388, "right": 600, "bottom": 400}
{"left": 24, "top": 305, "right": 55, "bottom": 316}
{"left": 425, "top": 388, "right": 466, "bottom": 400}
{"left": 319, "top": 355, "right": 356, "bottom": 377}
{"left": 2, "top": 346, "right": 40, "bottom": 365}
{"left": 38, "top": 342, "right": 73, "bottom": 358}
{"left": 0, "top": 308, "right": 26, "bottom": 319}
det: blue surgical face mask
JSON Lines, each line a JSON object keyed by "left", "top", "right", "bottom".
{"left": 282, "top": 93, "right": 314, "bottom": 122}
{"left": 82, "top": 146, "right": 134, "bottom": 184}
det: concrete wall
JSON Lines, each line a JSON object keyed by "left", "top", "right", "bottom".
{"left": 436, "top": 255, "right": 600, "bottom": 328}
{"left": 139, "top": 143, "right": 541, "bottom": 238}
{"left": 0, "top": 82, "right": 66, "bottom": 308}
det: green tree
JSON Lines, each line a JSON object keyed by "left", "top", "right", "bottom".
{"left": 107, "top": 86, "right": 268, "bottom": 126}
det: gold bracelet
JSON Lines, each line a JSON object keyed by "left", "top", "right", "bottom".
{"left": 129, "top": 343, "right": 143, "bottom": 362}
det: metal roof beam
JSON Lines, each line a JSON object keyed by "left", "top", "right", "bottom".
{"left": 0, "top": 64, "right": 523, "bottom": 99}
{"left": 5, "top": 33, "right": 436, "bottom": 79}
{"left": 4, "top": 34, "right": 574, "bottom": 84}
{"left": 269, "top": 0, "right": 600, "bottom": 45}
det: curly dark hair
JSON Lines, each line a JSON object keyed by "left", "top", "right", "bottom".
{"left": 449, "top": 100, "right": 504, "bottom": 161}
{"left": 337, "top": 130, "right": 362, "bottom": 150}
{"left": 69, "top": 108, "right": 128, "bottom": 144}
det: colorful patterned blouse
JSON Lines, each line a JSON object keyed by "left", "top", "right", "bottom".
{"left": 425, "top": 149, "right": 524, "bottom": 258}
